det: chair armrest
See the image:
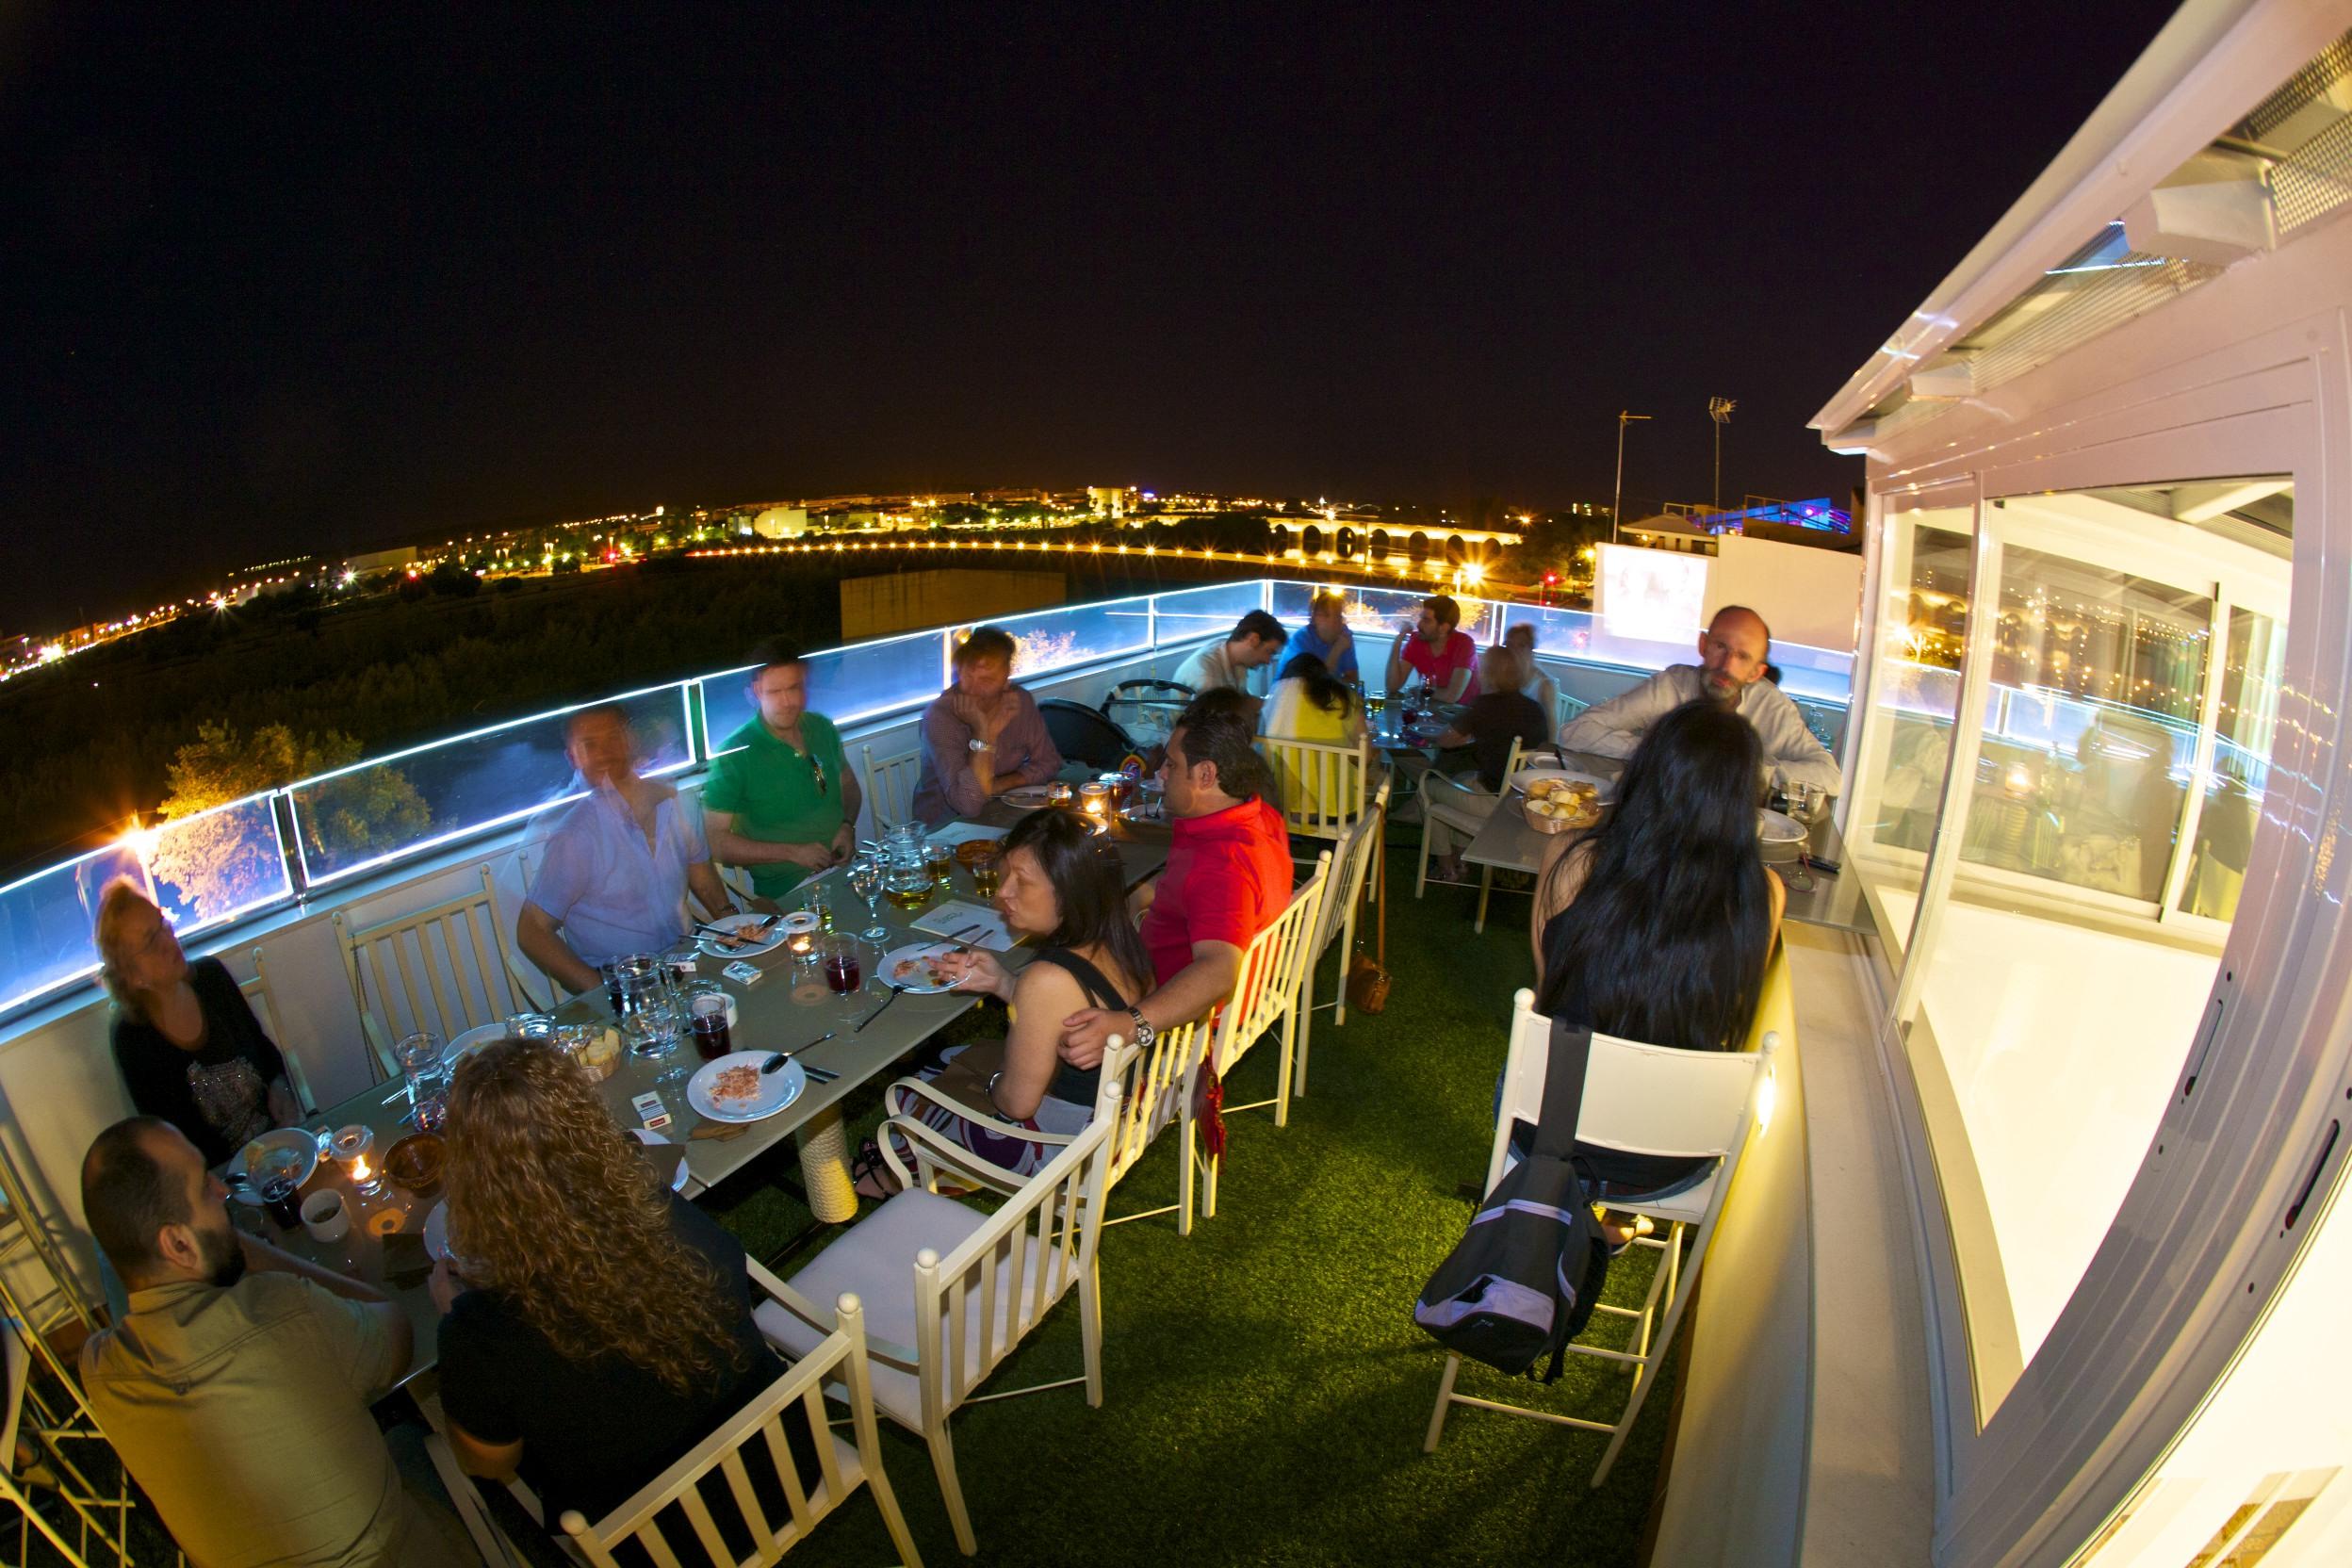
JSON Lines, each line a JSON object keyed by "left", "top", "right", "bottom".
{"left": 874, "top": 1110, "right": 1031, "bottom": 1200}
{"left": 881, "top": 1074, "right": 1083, "bottom": 1155}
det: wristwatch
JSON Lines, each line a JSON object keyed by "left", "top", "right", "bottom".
{"left": 1126, "top": 1008, "right": 1156, "bottom": 1050}
{"left": 968, "top": 738, "right": 993, "bottom": 753}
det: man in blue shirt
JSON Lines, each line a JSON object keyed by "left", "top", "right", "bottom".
{"left": 517, "top": 705, "right": 741, "bottom": 993}
{"left": 1280, "top": 590, "right": 1359, "bottom": 683}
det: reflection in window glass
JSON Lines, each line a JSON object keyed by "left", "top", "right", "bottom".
{"left": 2180, "top": 608, "right": 2284, "bottom": 921}
{"left": 1959, "top": 547, "right": 2209, "bottom": 905}
{"left": 1856, "top": 521, "right": 1973, "bottom": 882}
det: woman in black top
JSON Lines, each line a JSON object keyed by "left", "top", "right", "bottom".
{"left": 96, "top": 879, "right": 300, "bottom": 1168}
{"left": 433, "top": 1037, "right": 814, "bottom": 1537}
{"left": 1421, "top": 645, "right": 1553, "bottom": 882}
{"left": 874, "top": 808, "right": 1151, "bottom": 1188}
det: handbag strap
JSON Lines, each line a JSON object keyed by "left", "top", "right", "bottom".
{"left": 1530, "top": 1012, "right": 1595, "bottom": 1163}
{"left": 1372, "top": 800, "right": 1389, "bottom": 966}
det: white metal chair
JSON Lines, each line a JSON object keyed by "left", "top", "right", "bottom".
{"left": 239, "top": 944, "right": 319, "bottom": 1117}
{"left": 1294, "top": 777, "right": 1389, "bottom": 1100}
{"left": 425, "top": 1290, "right": 923, "bottom": 1568}
{"left": 1194, "top": 854, "right": 1329, "bottom": 1224}
{"left": 883, "top": 1023, "right": 1206, "bottom": 1233}
{"left": 334, "top": 865, "right": 546, "bottom": 1081}
{"left": 1422, "top": 987, "right": 1779, "bottom": 1485}
{"left": 860, "top": 745, "right": 922, "bottom": 835}
{"left": 753, "top": 1106, "right": 1119, "bottom": 1557}
{"left": 1258, "top": 735, "right": 1373, "bottom": 841}
{"left": 1415, "top": 737, "right": 1545, "bottom": 933}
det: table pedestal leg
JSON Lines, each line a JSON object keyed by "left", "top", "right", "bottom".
{"left": 795, "top": 1106, "right": 860, "bottom": 1222}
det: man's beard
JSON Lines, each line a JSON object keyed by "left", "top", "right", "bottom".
{"left": 200, "top": 1222, "right": 248, "bottom": 1288}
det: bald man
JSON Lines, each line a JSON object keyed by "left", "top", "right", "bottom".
{"left": 1559, "top": 605, "right": 1840, "bottom": 792}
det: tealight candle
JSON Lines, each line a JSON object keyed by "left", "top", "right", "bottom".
{"left": 1079, "top": 782, "right": 1110, "bottom": 821}
{"left": 331, "top": 1124, "right": 382, "bottom": 1197}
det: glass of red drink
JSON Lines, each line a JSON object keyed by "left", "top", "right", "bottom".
{"left": 688, "top": 994, "right": 732, "bottom": 1060}
{"left": 821, "top": 935, "right": 863, "bottom": 1000}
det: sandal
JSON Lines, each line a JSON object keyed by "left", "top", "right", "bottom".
{"left": 851, "top": 1136, "right": 901, "bottom": 1200}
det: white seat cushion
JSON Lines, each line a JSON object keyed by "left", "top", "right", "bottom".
{"left": 756, "top": 1188, "right": 1071, "bottom": 1427}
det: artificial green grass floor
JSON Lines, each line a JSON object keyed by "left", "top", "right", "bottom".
{"left": 696, "top": 865, "right": 1684, "bottom": 1567}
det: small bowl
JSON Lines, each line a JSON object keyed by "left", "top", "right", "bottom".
{"left": 383, "top": 1134, "right": 447, "bottom": 1195}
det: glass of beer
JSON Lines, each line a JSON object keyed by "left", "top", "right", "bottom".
{"left": 967, "top": 843, "right": 1004, "bottom": 900}
{"left": 924, "top": 838, "right": 956, "bottom": 891}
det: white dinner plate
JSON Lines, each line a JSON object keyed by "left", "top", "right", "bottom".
{"left": 226, "top": 1128, "right": 319, "bottom": 1206}
{"left": 423, "top": 1200, "right": 452, "bottom": 1262}
{"left": 1758, "top": 808, "right": 1808, "bottom": 844}
{"left": 630, "top": 1128, "right": 694, "bottom": 1193}
{"left": 877, "top": 943, "right": 968, "bottom": 993}
{"left": 1001, "top": 784, "right": 1059, "bottom": 808}
{"left": 1509, "top": 766, "right": 1616, "bottom": 803}
{"left": 696, "top": 912, "right": 788, "bottom": 957}
{"left": 686, "top": 1052, "right": 807, "bottom": 1124}
{"left": 444, "top": 1021, "right": 504, "bottom": 1068}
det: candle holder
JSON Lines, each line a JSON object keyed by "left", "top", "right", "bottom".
{"left": 331, "top": 1124, "right": 383, "bottom": 1198}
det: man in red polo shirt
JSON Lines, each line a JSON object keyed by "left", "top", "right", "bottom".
{"left": 1058, "top": 693, "right": 1294, "bottom": 1068}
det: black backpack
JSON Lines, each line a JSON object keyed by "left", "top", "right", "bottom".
{"left": 1414, "top": 1016, "right": 1612, "bottom": 1382}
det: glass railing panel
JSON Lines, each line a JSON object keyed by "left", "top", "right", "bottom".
{"left": 1149, "top": 580, "right": 1266, "bottom": 646}
{"left": 144, "top": 792, "right": 293, "bottom": 935}
{"left": 2179, "top": 605, "right": 2286, "bottom": 922}
{"left": 699, "top": 628, "right": 951, "bottom": 755}
{"left": 976, "top": 596, "right": 1154, "bottom": 681}
{"left": 287, "top": 685, "right": 694, "bottom": 887}
{"left": 0, "top": 846, "right": 144, "bottom": 1014}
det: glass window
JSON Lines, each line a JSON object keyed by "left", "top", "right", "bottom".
{"left": 145, "top": 793, "right": 294, "bottom": 934}
{"left": 1877, "top": 479, "right": 2293, "bottom": 1424}
{"left": 1953, "top": 548, "right": 2212, "bottom": 906}
{"left": 982, "top": 597, "right": 1153, "bottom": 681}
{"left": 2179, "top": 607, "right": 2283, "bottom": 923}
{"left": 0, "top": 847, "right": 144, "bottom": 1014}
{"left": 1149, "top": 581, "right": 1267, "bottom": 647}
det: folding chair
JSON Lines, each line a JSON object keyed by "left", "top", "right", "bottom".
{"left": 1422, "top": 986, "right": 1779, "bottom": 1485}
{"left": 240, "top": 944, "right": 319, "bottom": 1117}
{"left": 859, "top": 745, "right": 922, "bottom": 835}
{"left": 334, "top": 865, "right": 546, "bottom": 1081}
{"left": 1414, "top": 736, "right": 1526, "bottom": 904}
{"left": 1294, "top": 776, "right": 1389, "bottom": 1100}
{"left": 755, "top": 1108, "right": 1119, "bottom": 1556}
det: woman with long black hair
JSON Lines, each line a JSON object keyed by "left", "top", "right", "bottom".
{"left": 867, "top": 808, "right": 1152, "bottom": 1188}
{"left": 1527, "top": 699, "right": 1784, "bottom": 1210}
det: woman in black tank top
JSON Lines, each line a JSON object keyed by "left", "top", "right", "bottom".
{"left": 879, "top": 809, "right": 1152, "bottom": 1182}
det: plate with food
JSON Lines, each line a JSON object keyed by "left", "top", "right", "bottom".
{"left": 1758, "top": 808, "right": 1809, "bottom": 844}
{"left": 686, "top": 1052, "right": 807, "bottom": 1124}
{"left": 226, "top": 1128, "right": 318, "bottom": 1205}
{"left": 1511, "top": 766, "right": 1615, "bottom": 803}
{"left": 696, "top": 911, "right": 787, "bottom": 957}
{"left": 1001, "top": 783, "right": 1060, "bottom": 808}
{"left": 877, "top": 944, "right": 968, "bottom": 994}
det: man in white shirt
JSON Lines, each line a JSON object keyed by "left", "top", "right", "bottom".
{"left": 1171, "top": 610, "right": 1286, "bottom": 698}
{"left": 1560, "top": 605, "right": 1841, "bottom": 792}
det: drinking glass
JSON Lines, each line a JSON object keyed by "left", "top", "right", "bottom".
{"left": 819, "top": 934, "right": 865, "bottom": 1013}
{"left": 688, "top": 992, "right": 733, "bottom": 1060}
{"left": 967, "top": 843, "right": 1004, "bottom": 901}
{"left": 392, "top": 1030, "right": 449, "bottom": 1132}
{"left": 924, "top": 838, "right": 956, "bottom": 891}
{"left": 1784, "top": 783, "right": 1823, "bottom": 890}
{"left": 803, "top": 881, "right": 835, "bottom": 935}
{"left": 846, "top": 855, "right": 890, "bottom": 941}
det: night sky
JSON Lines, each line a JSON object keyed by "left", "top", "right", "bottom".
{"left": 2, "top": 3, "right": 2174, "bottom": 632}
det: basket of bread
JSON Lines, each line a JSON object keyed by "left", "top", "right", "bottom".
{"left": 1522, "top": 776, "right": 1603, "bottom": 834}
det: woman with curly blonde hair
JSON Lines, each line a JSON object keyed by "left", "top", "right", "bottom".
{"left": 432, "top": 1037, "right": 806, "bottom": 1534}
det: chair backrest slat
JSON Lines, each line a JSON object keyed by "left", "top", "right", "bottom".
{"left": 1214, "top": 855, "right": 1328, "bottom": 1070}
{"left": 339, "top": 875, "right": 537, "bottom": 1065}
{"left": 1260, "top": 736, "right": 1370, "bottom": 840}
{"left": 671, "top": 1483, "right": 730, "bottom": 1564}
{"left": 714, "top": 1446, "right": 771, "bottom": 1547}
{"left": 860, "top": 745, "right": 921, "bottom": 834}
{"left": 781, "top": 1393, "right": 827, "bottom": 1517}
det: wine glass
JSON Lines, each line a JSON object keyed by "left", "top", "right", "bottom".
{"left": 819, "top": 934, "right": 866, "bottom": 1018}
{"left": 1783, "top": 783, "right": 1823, "bottom": 890}
{"left": 846, "top": 855, "right": 889, "bottom": 941}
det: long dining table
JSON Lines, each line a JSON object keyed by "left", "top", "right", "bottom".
{"left": 249, "top": 805, "right": 1173, "bottom": 1384}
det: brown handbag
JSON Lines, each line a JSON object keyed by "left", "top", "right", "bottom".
{"left": 1346, "top": 808, "right": 1393, "bottom": 1013}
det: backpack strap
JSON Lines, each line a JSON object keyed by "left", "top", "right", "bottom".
{"left": 1529, "top": 1012, "right": 1595, "bottom": 1164}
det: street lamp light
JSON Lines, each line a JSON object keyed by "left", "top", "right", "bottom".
{"left": 1708, "top": 398, "right": 1738, "bottom": 514}
{"left": 1611, "top": 411, "right": 1652, "bottom": 547}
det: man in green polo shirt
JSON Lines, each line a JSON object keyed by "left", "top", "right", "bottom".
{"left": 703, "top": 637, "right": 863, "bottom": 902}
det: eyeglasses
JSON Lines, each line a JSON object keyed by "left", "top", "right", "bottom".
{"left": 810, "top": 755, "right": 828, "bottom": 796}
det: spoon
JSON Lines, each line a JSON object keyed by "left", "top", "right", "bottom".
{"left": 762, "top": 1030, "right": 836, "bottom": 1074}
